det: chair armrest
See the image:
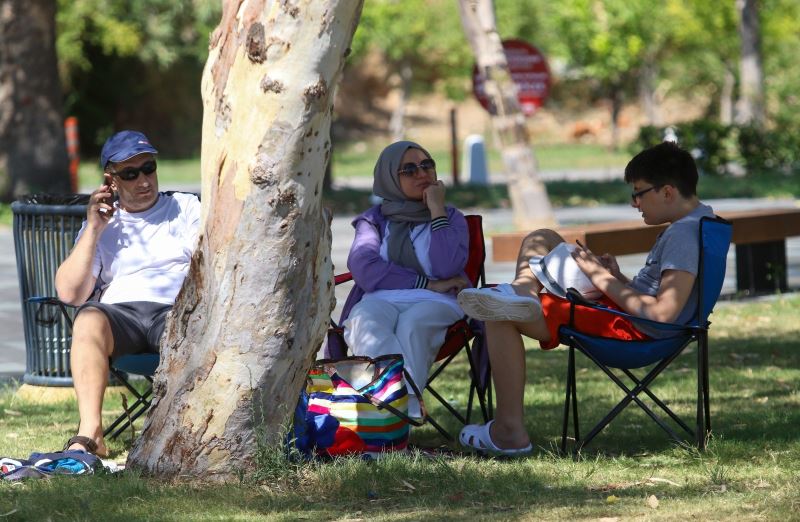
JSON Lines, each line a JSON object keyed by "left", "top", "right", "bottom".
{"left": 334, "top": 272, "right": 353, "bottom": 285}
{"left": 27, "top": 296, "right": 76, "bottom": 330}
{"left": 565, "top": 288, "right": 698, "bottom": 333}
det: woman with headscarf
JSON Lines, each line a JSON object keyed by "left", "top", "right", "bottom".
{"left": 338, "top": 141, "right": 470, "bottom": 420}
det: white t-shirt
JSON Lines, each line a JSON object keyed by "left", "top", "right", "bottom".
{"left": 75, "top": 192, "right": 201, "bottom": 305}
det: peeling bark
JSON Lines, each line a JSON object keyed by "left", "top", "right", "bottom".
{"left": 127, "top": 0, "right": 363, "bottom": 479}
{"left": 457, "top": 0, "right": 554, "bottom": 231}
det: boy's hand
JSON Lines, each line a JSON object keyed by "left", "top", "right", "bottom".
{"left": 599, "top": 253, "right": 623, "bottom": 280}
{"left": 571, "top": 244, "right": 607, "bottom": 279}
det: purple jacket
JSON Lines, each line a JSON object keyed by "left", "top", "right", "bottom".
{"left": 339, "top": 205, "right": 470, "bottom": 323}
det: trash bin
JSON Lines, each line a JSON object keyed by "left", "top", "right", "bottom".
{"left": 12, "top": 194, "right": 89, "bottom": 386}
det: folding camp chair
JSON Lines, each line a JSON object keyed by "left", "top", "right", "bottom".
{"left": 559, "top": 216, "right": 732, "bottom": 453}
{"left": 326, "top": 214, "right": 493, "bottom": 440}
{"left": 29, "top": 296, "right": 159, "bottom": 440}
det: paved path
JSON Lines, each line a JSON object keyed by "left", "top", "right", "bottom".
{"left": 3, "top": 192, "right": 798, "bottom": 379}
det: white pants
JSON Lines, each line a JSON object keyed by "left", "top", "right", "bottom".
{"left": 343, "top": 297, "right": 462, "bottom": 396}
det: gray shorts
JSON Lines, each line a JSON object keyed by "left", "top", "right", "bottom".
{"left": 76, "top": 301, "right": 172, "bottom": 360}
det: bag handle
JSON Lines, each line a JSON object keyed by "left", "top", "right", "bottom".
{"left": 364, "top": 368, "right": 427, "bottom": 427}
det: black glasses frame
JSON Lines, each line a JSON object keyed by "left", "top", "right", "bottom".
{"left": 112, "top": 160, "right": 157, "bottom": 181}
{"left": 397, "top": 159, "right": 436, "bottom": 177}
{"left": 631, "top": 185, "right": 660, "bottom": 202}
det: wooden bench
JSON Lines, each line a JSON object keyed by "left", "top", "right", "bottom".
{"left": 491, "top": 208, "right": 800, "bottom": 294}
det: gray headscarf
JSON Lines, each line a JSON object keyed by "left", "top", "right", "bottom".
{"left": 373, "top": 140, "right": 435, "bottom": 276}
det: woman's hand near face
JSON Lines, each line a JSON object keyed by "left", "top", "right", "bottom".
{"left": 422, "top": 180, "right": 446, "bottom": 218}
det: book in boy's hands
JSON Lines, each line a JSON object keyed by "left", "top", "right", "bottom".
{"left": 529, "top": 242, "right": 603, "bottom": 299}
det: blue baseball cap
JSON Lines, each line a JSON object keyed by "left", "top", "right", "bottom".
{"left": 100, "top": 130, "right": 158, "bottom": 169}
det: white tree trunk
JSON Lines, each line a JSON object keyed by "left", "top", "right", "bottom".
{"left": 457, "top": 0, "right": 554, "bottom": 231}
{"left": 638, "top": 60, "right": 661, "bottom": 126}
{"left": 127, "top": 0, "right": 363, "bottom": 479}
{"left": 735, "top": 0, "right": 765, "bottom": 126}
{"left": 720, "top": 65, "right": 735, "bottom": 124}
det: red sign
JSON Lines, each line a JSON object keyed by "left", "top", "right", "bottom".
{"left": 472, "top": 39, "right": 551, "bottom": 117}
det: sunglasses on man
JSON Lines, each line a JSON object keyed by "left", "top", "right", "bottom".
{"left": 397, "top": 158, "right": 436, "bottom": 177}
{"left": 111, "top": 160, "right": 157, "bottom": 181}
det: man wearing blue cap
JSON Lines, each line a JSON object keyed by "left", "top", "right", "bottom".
{"left": 55, "top": 130, "right": 201, "bottom": 456}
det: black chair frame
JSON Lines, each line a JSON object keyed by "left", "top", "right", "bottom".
{"left": 560, "top": 216, "right": 731, "bottom": 455}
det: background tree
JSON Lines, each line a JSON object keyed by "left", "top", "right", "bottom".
{"left": 665, "top": 0, "right": 739, "bottom": 123}
{"left": 458, "top": 0, "right": 554, "bottom": 230}
{"left": 349, "top": 0, "right": 473, "bottom": 138}
{"left": 540, "top": 0, "right": 677, "bottom": 148}
{"left": 735, "top": 0, "right": 765, "bottom": 126}
{"left": 55, "top": 0, "right": 221, "bottom": 157}
{"left": 127, "top": 0, "right": 363, "bottom": 478}
{"left": 0, "top": 0, "right": 70, "bottom": 201}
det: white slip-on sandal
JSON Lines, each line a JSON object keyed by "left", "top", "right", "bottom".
{"left": 457, "top": 283, "right": 542, "bottom": 322}
{"left": 458, "top": 420, "right": 532, "bottom": 456}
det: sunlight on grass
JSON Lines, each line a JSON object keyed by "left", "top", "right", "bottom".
{"left": 1, "top": 295, "right": 799, "bottom": 519}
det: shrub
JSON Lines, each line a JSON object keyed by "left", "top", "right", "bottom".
{"left": 737, "top": 123, "right": 800, "bottom": 174}
{"left": 633, "top": 119, "right": 800, "bottom": 177}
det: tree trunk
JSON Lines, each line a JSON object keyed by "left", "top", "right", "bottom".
{"left": 638, "top": 60, "right": 661, "bottom": 126}
{"left": 719, "top": 64, "right": 735, "bottom": 124}
{"left": 457, "top": 0, "right": 554, "bottom": 231}
{"left": 0, "top": 0, "right": 70, "bottom": 202}
{"left": 388, "top": 61, "right": 412, "bottom": 141}
{"left": 609, "top": 86, "right": 623, "bottom": 151}
{"left": 735, "top": 0, "right": 765, "bottom": 126}
{"left": 127, "top": 0, "right": 363, "bottom": 479}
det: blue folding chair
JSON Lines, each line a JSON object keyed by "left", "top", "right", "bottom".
{"left": 559, "top": 216, "right": 732, "bottom": 453}
{"left": 28, "top": 296, "right": 159, "bottom": 440}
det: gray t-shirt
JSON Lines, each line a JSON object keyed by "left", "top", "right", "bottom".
{"left": 628, "top": 202, "right": 715, "bottom": 336}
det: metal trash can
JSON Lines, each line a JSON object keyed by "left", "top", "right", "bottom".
{"left": 12, "top": 194, "right": 89, "bottom": 386}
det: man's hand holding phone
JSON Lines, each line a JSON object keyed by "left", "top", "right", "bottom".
{"left": 88, "top": 174, "right": 115, "bottom": 230}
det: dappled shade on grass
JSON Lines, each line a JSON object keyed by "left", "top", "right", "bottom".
{"left": 1, "top": 295, "right": 798, "bottom": 519}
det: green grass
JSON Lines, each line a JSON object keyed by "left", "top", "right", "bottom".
{"left": 2, "top": 295, "right": 799, "bottom": 519}
{"left": 331, "top": 141, "right": 629, "bottom": 179}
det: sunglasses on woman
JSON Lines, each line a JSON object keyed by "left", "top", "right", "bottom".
{"left": 111, "top": 160, "right": 157, "bottom": 181}
{"left": 397, "top": 158, "right": 436, "bottom": 177}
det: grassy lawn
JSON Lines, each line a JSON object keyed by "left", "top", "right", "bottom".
{"left": 1, "top": 294, "right": 799, "bottom": 519}
{"left": 329, "top": 141, "right": 631, "bottom": 180}
{"left": 75, "top": 142, "right": 629, "bottom": 189}
{"left": 0, "top": 142, "right": 791, "bottom": 228}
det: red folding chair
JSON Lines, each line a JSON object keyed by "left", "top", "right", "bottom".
{"left": 326, "top": 215, "right": 492, "bottom": 440}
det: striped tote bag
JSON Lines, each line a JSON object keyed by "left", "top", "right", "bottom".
{"left": 294, "top": 355, "right": 423, "bottom": 457}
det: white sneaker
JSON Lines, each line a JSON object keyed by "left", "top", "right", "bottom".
{"left": 457, "top": 283, "right": 542, "bottom": 322}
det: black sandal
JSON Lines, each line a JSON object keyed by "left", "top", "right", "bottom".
{"left": 64, "top": 435, "right": 99, "bottom": 454}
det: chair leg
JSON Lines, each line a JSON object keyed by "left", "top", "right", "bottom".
{"left": 561, "top": 345, "right": 579, "bottom": 455}
{"left": 464, "top": 341, "right": 491, "bottom": 424}
{"left": 622, "top": 368, "right": 693, "bottom": 436}
{"left": 103, "top": 371, "right": 153, "bottom": 440}
{"left": 426, "top": 413, "right": 454, "bottom": 442}
{"left": 702, "top": 333, "right": 711, "bottom": 440}
{"left": 426, "top": 384, "right": 467, "bottom": 425}
{"left": 577, "top": 344, "right": 688, "bottom": 449}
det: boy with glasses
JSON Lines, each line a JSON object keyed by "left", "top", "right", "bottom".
{"left": 55, "top": 130, "right": 200, "bottom": 457}
{"left": 456, "top": 141, "right": 714, "bottom": 455}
